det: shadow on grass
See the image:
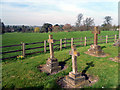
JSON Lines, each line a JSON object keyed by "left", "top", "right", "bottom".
{"left": 59, "top": 56, "right": 71, "bottom": 69}
{"left": 117, "top": 85, "right": 120, "bottom": 88}
{"left": 101, "top": 46, "right": 106, "bottom": 49}
{"left": 82, "top": 61, "right": 94, "bottom": 80}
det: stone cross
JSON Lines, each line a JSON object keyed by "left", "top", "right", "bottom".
{"left": 48, "top": 35, "right": 54, "bottom": 59}
{"left": 69, "top": 45, "right": 80, "bottom": 74}
{"left": 92, "top": 27, "right": 100, "bottom": 45}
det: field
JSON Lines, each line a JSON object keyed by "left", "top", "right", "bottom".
{"left": 1, "top": 31, "right": 119, "bottom": 89}
{"left": 2, "top": 31, "right": 118, "bottom": 46}
{"left": 1, "top": 31, "right": 119, "bottom": 60}
{"left": 2, "top": 43, "right": 119, "bottom": 88}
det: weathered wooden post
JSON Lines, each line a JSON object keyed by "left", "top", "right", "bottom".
{"left": 64, "top": 38, "right": 67, "bottom": 48}
{"left": 80, "top": 37, "right": 83, "bottom": 45}
{"left": 21, "top": 42, "right": 25, "bottom": 57}
{"left": 100, "top": 36, "right": 102, "bottom": 43}
{"left": 84, "top": 37, "right": 87, "bottom": 46}
{"left": 81, "top": 37, "right": 83, "bottom": 41}
{"left": 44, "top": 40, "right": 46, "bottom": 53}
{"left": 60, "top": 39, "right": 62, "bottom": 50}
{"left": 71, "top": 38, "right": 74, "bottom": 48}
{"left": 106, "top": 35, "right": 108, "bottom": 43}
{"left": 115, "top": 34, "right": 117, "bottom": 42}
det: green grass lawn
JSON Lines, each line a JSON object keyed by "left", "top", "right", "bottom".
{"left": 2, "top": 43, "right": 119, "bottom": 88}
{"left": 2, "top": 31, "right": 118, "bottom": 46}
{"left": 1, "top": 31, "right": 119, "bottom": 59}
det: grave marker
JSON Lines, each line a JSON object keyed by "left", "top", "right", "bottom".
{"left": 85, "top": 27, "right": 107, "bottom": 57}
{"left": 41, "top": 35, "right": 61, "bottom": 74}
{"left": 63, "top": 45, "right": 90, "bottom": 88}
{"left": 48, "top": 35, "right": 54, "bottom": 59}
{"left": 69, "top": 46, "right": 80, "bottom": 74}
{"left": 92, "top": 27, "right": 100, "bottom": 45}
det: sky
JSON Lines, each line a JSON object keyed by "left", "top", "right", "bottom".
{"left": 0, "top": 0, "right": 119, "bottom": 26}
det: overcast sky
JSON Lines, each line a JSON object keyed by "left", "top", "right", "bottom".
{"left": 0, "top": 0, "right": 119, "bottom": 26}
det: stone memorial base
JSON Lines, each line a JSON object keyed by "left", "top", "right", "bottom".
{"left": 113, "top": 39, "right": 120, "bottom": 46}
{"left": 57, "top": 72, "right": 98, "bottom": 88}
{"left": 63, "top": 72, "right": 88, "bottom": 88}
{"left": 109, "top": 56, "right": 120, "bottom": 63}
{"left": 85, "top": 45, "right": 108, "bottom": 57}
{"left": 38, "top": 58, "right": 61, "bottom": 74}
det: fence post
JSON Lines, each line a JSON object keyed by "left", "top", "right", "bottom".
{"left": 71, "top": 38, "right": 74, "bottom": 47}
{"left": 44, "top": 40, "right": 46, "bottom": 53}
{"left": 64, "top": 38, "right": 66, "bottom": 48}
{"left": 106, "top": 35, "right": 108, "bottom": 43}
{"left": 115, "top": 34, "right": 117, "bottom": 42}
{"left": 100, "top": 36, "right": 102, "bottom": 43}
{"left": 80, "top": 37, "right": 82, "bottom": 43}
{"left": 60, "top": 39, "right": 62, "bottom": 50}
{"left": 22, "top": 42, "right": 25, "bottom": 57}
{"left": 84, "top": 37, "right": 87, "bottom": 46}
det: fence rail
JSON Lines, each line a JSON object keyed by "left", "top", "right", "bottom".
{"left": 1, "top": 34, "right": 119, "bottom": 60}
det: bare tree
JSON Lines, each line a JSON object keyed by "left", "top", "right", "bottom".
{"left": 76, "top": 13, "right": 83, "bottom": 27}
{"left": 104, "top": 16, "right": 112, "bottom": 25}
{"left": 101, "top": 16, "right": 112, "bottom": 31}
{"left": 83, "top": 17, "right": 94, "bottom": 30}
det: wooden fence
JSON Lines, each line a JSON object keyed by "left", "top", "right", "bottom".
{"left": 1, "top": 34, "right": 119, "bottom": 60}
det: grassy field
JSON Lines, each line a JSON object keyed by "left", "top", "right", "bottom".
{"left": 2, "top": 31, "right": 118, "bottom": 46}
{"left": 2, "top": 43, "right": 119, "bottom": 88}
{"left": 1, "top": 31, "right": 119, "bottom": 60}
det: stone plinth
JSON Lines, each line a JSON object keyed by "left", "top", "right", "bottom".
{"left": 114, "top": 56, "right": 120, "bottom": 60}
{"left": 114, "top": 56, "right": 120, "bottom": 62}
{"left": 109, "top": 55, "right": 120, "bottom": 62}
{"left": 88, "top": 45, "right": 103, "bottom": 55}
{"left": 63, "top": 72, "right": 90, "bottom": 88}
{"left": 85, "top": 45, "right": 108, "bottom": 57}
{"left": 43, "top": 58, "right": 61, "bottom": 73}
{"left": 113, "top": 39, "right": 120, "bottom": 46}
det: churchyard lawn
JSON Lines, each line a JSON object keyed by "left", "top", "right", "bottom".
{"left": 2, "top": 43, "right": 119, "bottom": 88}
{"left": 2, "top": 31, "right": 118, "bottom": 60}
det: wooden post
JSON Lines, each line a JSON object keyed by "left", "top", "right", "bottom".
{"left": 80, "top": 37, "right": 82, "bottom": 44}
{"left": 106, "top": 35, "right": 108, "bottom": 43}
{"left": 100, "top": 36, "right": 102, "bottom": 43}
{"left": 44, "top": 40, "right": 46, "bottom": 53}
{"left": 71, "top": 38, "right": 74, "bottom": 48}
{"left": 115, "top": 34, "right": 117, "bottom": 42}
{"left": 60, "top": 39, "right": 62, "bottom": 50}
{"left": 64, "top": 38, "right": 66, "bottom": 48}
{"left": 22, "top": 42, "right": 25, "bottom": 57}
{"left": 84, "top": 37, "right": 87, "bottom": 46}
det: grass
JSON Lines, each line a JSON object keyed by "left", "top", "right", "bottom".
{"left": 2, "top": 43, "right": 119, "bottom": 88}
{"left": 2, "top": 31, "right": 118, "bottom": 59}
{"left": 2, "top": 31, "right": 118, "bottom": 46}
